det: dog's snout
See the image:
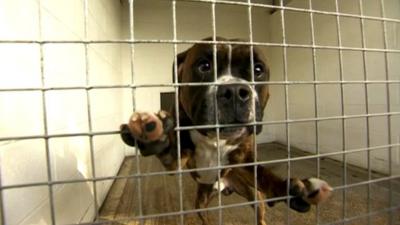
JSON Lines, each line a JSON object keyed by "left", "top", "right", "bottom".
{"left": 215, "top": 83, "right": 258, "bottom": 126}
{"left": 218, "top": 84, "right": 251, "bottom": 103}
{"left": 238, "top": 86, "right": 250, "bottom": 102}
{"left": 220, "top": 86, "right": 233, "bottom": 101}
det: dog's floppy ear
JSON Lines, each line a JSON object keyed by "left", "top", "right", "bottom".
{"left": 172, "top": 50, "right": 187, "bottom": 83}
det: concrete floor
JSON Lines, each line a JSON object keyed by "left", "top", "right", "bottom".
{"left": 97, "top": 142, "right": 400, "bottom": 225}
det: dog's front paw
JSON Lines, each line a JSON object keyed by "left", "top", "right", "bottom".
{"left": 288, "top": 178, "right": 332, "bottom": 212}
{"left": 127, "top": 111, "right": 168, "bottom": 142}
{"left": 120, "top": 110, "right": 174, "bottom": 156}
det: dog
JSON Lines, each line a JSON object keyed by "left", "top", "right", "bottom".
{"left": 120, "top": 37, "right": 332, "bottom": 225}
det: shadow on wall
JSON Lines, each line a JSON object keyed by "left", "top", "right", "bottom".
{"left": 0, "top": 137, "right": 95, "bottom": 225}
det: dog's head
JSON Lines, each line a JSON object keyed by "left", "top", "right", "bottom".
{"left": 176, "top": 37, "right": 270, "bottom": 140}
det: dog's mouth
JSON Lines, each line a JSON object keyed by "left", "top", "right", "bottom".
{"left": 219, "top": 126, "right": 248, "bottom": 139}
{"left": 197, "top": 125, "right": 253, "bottom": 140}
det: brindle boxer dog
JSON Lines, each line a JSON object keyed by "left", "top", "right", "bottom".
{"left": 120, "top": 37, "right": 332, "bottom": 225}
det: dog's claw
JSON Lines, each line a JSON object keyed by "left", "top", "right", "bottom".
{"left": 159, "top": 110, "right": 167, "bottom": 119}
{"left": 131, "top": 113, "right": 139, "bottom": 122}
{"left": 141, "top": 114, "right": 149, "bottom": 121}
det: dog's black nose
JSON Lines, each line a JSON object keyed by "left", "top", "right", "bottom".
{"left": 238, "top": 86, "right": 250, "bottom": 102}
{"left": 218, "top": 84, "right": 251, "bottom": 103}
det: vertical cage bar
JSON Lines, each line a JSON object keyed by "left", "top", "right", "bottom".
{"left": 245, "top": 1, "right": 259, "bottom": 224}
{"left": 307, "top": 0, "right": 321, "bottom": 223}
{"left": 171, "top": 1, "right": 184, "bottom": 224}
{"left": 357, "top": 1, "right": 372, "bottom": 224}
{"left": 333, "top": 0, "right": 347, "bottom": 223}
{"left": 278, "top": 0, "right": 291, "bottom": 224}
{"left": 378, "top": 0, "right": 394, "bottom": 224}
{"left": 37, "top": 0, "right": 57, "bottom": 224}
{"left": 128, "top": 0, "right": 144, "bottom": 224}
{"left": 210, "top": 1, "right": 223, "bottom": 224}
{"left": 82, "top": 0, "right": 100, "bottom": 220}
{"left": 0, "top": 159, "right": 5, "bottom": 225}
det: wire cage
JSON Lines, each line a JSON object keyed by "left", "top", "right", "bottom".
{"left": 0, "top": 0, "right": 399, "bottom": 225}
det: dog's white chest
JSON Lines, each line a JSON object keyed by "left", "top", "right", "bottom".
{"left": 190, "top": 131, "right": 238, "bottom": 184}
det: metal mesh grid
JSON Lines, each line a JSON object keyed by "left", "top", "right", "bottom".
{"left": 0, "top": 0, "right": 399, "bottom": 225}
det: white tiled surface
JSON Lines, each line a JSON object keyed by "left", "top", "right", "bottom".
{"left": 0, "top": 0, "right": 127, "bottom": 224}
{"left": 43, "top": 44, "right": 86, "bottom": 87}
{"left": 89, "top": 89, "right": 125, "bottom": 132}
{"left": 3, "top": 187, "right": 51, "bottom": 225}
{"left": 41, "top": 0, "right": 84, "bottom": 41}
{"left": 0, "top": 140, "right": 48, "bottom": 186}
{"left": 49, "top": 137, "right": 92, "bottom": 181}
{"left": 0, "top": 91, "right": 44, "bottom": 137}
{"left": 0, "top": 44, "right": 42, "bottom": 88}
{"left": 88, "top": 44, "right": 123, "bottom": 86}
{"left": 0, "top": 0, "right": 40, "bottom": 40}
{"left": 45, "top": 90, "right": 89, "bottom": 135}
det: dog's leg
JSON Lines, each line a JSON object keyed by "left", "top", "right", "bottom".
{"left": 256, "top": 191, "right": 266, "bottom": 225}
{"left": 232, "top": 165, "right": 332, "bottom": 213}
{"left": 225, "top": 171, "right": 267, "bottom": 225}
{"left": 195, "top": 183, "right": 216, "bottom": 225}
{"left": 229, "top": 149, "right": 332, "bottom": 212}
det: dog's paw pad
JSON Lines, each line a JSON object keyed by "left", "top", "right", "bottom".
{"left": 302, "top": 178, "right": 333, "bottom": 205}
{"left": 128, "top": 112, "right": 164, "bottom": 143}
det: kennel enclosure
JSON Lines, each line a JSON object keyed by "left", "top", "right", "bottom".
{"left": 0, "top": 0, "right": 399, "bottom": 224}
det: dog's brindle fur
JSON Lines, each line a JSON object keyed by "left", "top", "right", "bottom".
{"left": 120, "top": 37, "right": 331, "bottom": 225}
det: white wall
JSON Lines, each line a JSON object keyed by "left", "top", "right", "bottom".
{"left": 265, "top": 0, "right": 400, "bottom": 174}
{"left": 0, "top": 0, "right": 129, "bottom": 224}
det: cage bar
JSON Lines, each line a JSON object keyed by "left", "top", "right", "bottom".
{"left": 278, "top": 0, "right": 292, "bottom": 223}
{"left": 83, "top": 0, "right": 100, "bottom": 220}
{"left": 333, "top": 0, "right": 348, "bottom": 222}
{"left": 307, "top": 0, "right": 321, "bottom": 223}
{"left": 0, "top": 160, "right": 5, "bottom": 225}
{"left": 1, "top": 111, "right": 399, "bottom": 144}
{"left": 37, "top": 0, "right": 56, "bottom": 224}
{"left": 171, "top": 1, "right": 185, "bottom": 225}
{"left": 379, "top": 0, "right": 395, "bottom": 223}
{"left": 0, "top": 0, "right": 399, "bottom": 225}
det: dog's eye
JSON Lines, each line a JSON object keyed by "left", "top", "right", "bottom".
{"left": 196, "top": 59, "right": 211, "bottom": 73}
{"left": 253, "top": 63, "right": 265, "bottom": 78}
